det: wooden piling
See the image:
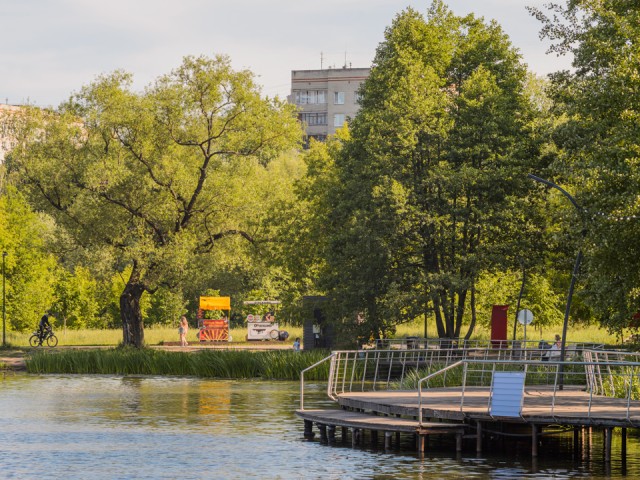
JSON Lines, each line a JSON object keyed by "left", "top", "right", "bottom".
{"left": 327, "top": 425, "right": 336, "bottom": 444}
{"left": 532, "top": 424, "right": 538, "bottom": 458}
{"left": 385, "top": 431, "right": 392, "bottom": 450}
{"left": 604, "top": 427, "right": 612, "bottom": 462}
{"left": 318, "top": 424, "right": 328, "bottom": 444}
{"left": 476, "top": 421, "right": 482, "bottom": 454}
{"left": 304, "top": 420, "right": 315, "bottom": 439}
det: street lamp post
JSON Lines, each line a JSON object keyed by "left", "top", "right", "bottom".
{"left": 2, "top": 252, "right": 6, "bottom": 347}
{"left": 527, "top": 174, "right": 586, "bottom": 388}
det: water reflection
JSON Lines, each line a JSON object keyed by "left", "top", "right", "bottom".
{"left": 1, "top": 373, "right": 639, "bottom": 479}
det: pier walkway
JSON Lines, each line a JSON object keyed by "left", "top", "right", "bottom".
{"left": 297, "top": 346, "right": 640, "bottom": 459}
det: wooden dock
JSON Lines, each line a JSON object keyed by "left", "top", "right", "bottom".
{"left": 297, "top": 385, "right": 637, "bottom": 458}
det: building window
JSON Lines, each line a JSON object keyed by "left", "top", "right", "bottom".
{"left": 334, "top": 92, "right": 345, "bottom": 105}
{"left": 299, "top": 113, "right": 328, "bottom": 126}
{"left": 334, "top": 114, "right": 345, "bottom": 127}
{"left": 294, "top": 90, "right": 327, "bottom": 105}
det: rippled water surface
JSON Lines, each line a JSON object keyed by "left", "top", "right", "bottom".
{"left": 1, "top": 373, "right": 640, "bottom": 479}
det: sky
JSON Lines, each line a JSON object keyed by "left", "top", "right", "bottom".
{"left": 0, "top": 0, "right": 572, "bottom": 108}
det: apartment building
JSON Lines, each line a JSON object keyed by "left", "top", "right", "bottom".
{"left": 0, "top": 104, "right": 21, "bottom": 163}
{"left": 289, "top": 67, "right": 370, "bottom": 142}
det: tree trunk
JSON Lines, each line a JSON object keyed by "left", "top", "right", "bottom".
{"left": 120, "top": 265, "right": 146, "bottom": 348}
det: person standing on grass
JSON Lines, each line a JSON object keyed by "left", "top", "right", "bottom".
{"left": 293, "top": 337, "right": 301, "bottom": 352}
{"left": 179, "top": 315, "right": 189, "bottom": 347}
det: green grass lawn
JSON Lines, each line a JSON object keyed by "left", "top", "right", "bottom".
{"left": 6, "top": 325, "right": 304, "bottom": 347}
{"left": 3, "top": 320, "right": 623, "bottom": 348}
{"left": 394, "top": 320, "right": 622, "bottom": 346}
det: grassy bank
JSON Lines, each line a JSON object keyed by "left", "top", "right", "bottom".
{"left": 7, "top": 325, "right": 304, "bottom": 347}
{"left": 395, "top": 321, "right": 620, "bottom": 345}
{"left": 26, "top": 348, "right": 331, "bottom": 380}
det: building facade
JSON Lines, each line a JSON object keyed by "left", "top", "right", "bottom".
{"left": 289, "top": 67, "right": 370, "bottom": 142}
{"left": 0, "top": 104, "right": 22, "bottom": 163}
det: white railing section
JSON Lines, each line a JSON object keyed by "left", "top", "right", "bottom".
{"left": 300, "top": 352, "right": 335, "bottom": 411}
{"left": 299, "top": 345, "right": 637, "bottom": 417}
{"left": 374, "top": 338, "right": 604, "bottom": 352}
{"left": 416, "top": 356, "right": 640, "bottom": 425}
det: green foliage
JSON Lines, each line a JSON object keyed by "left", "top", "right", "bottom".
{"left": 474, "top": 270, "right": 564, "bottom": 329}
{"left": 52, "top": 266, "right": 99, "bottom": 329}
{"left": 531, "top": 0, "right": 640, "bottom": 331}
{"left": 146, "top": 287, "right": 187, "bottom": 326}
{"left": 26, "top": 348, "right": 330, "bottom": 380}
{"left": 0, "top": 188, "right": 57, "bottom": 332}
{"left": 9, "top": 54, "right": 303, "bottom": 346}
{"left": 292, "top": 2, "right": 548, "bottom": 343}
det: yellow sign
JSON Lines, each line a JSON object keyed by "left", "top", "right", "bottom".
{"left": 199, "top": 296, "right": 231, "bottom": 310}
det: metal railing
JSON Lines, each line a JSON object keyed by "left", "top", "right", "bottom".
{"left": 374, "top": 337, "right": 604, "bottom": 351}
{"left": 300, "top": 352, "right": 335, "bottom": 410}
{"left": 416, "top": 355, "right": 640, "bottom": 425}
{"left": 298, "top": 345, "right": 630, "bottom": 416}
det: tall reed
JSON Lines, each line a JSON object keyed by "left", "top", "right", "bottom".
{"left": 26, "top": 348, "right": 331, "bottom": 380}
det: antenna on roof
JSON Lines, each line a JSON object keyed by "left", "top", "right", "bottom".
{"left": 320, "top": 51, "right": 324, "bottom": 69}
{"left": 343, "top": 51, "right": 347, "bottom": 69}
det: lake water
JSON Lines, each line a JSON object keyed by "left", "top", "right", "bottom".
{"left": 1, "top": 373, "right": 639, "bottom": 479}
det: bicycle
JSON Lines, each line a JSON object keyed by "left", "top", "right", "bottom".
{"left": 29, "top": 328, "right": 58, "bottom": 347}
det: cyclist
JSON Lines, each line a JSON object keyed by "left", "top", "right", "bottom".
{"left": 37, "top": 311, "right": 52, "bottom": 345}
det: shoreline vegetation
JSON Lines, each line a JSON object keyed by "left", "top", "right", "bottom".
{"left": 1, "top": 322, "right": 625, "bottom": 378}
{"left": 25, "top": 348, "right": 331, "bottom": 380}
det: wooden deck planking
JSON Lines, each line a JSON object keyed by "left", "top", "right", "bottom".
{"left": 336, "top": 386, "right": 640, "bottom": 427}
{"left": 296, "top": 409, "right": 465, "bottom": 434}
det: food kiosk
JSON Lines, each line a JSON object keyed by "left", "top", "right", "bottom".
{"left": 197, "top": 296, "right": 231, "bottom": 342}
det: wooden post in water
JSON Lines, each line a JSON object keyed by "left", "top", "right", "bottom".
{"left": 327, "top": 425, "right": 336, "bottom": 444}
{"left": 418, "top": 434, "right": 425, "bottom": 453}
{"left": 351, "top": 428, "right": 358, "bottom": 447}
{"left": 456, "top": 433, "right": 463, "bottom": 452}
{"left": 604, "top": 427, "right": 612, "bottom": 462}
{"left": 304, "top": 420, "right": 315, "bottom": 439}
{"left": 532, "top": 424, "right": 538, "bottom": 457}
{"left": 318, "top": 424, "right": 328, "bottom": 444}
{"left": 476, "top": 422, "right": 483, "bottom": 454}
{"left": 622, "top": 427, "right": 627, "bottom": 458}
{"left": 385, "top": 431, "right": 392, "bottom": 450}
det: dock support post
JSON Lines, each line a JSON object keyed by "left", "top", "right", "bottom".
{"left": 327, "top": 425, "right": 336, "bottom": 444}
{"left": 476, "top": 421, "right": 483, "bottom": 454}
{"left": 622, "top": 427, "right": 627, "bottom": 457}
{"left": 341, "top": 426, "right": 347, "bottom": 443}
{"left": 604, "top": 427, "right": 612, "bottom": 462}
{"left": 532, "top": 424, "right": 538, "bottom": 458}
{"left": 351, "top": 428, "right": 358, "bottom": 448}
{"left": 385, "top": 431, "right": 392, "bottom": 450}
{"left": 456, "top": 433, "right": 463, "bottom": 453}
{"left": 418, "top": 434, "right": 425, "bottom": 453}
{"left": 304, "top": 420, "right": 315, "bottom": 439}
{"left": 318, "top": 424, "right": 328, "bottom": 444}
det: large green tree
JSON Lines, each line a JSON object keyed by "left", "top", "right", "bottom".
{"left": 303, "top": 3, "right": 545, "bottom": 341}
{"left": 10, "top": 55, "right": 302, "bottom": 347}
{"left": 531, "top": 0, "right": 640, "bottom": 330}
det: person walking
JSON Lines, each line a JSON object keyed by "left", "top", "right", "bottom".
{"left": 179, "top": 315, "right": 189, "bottom": 347}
